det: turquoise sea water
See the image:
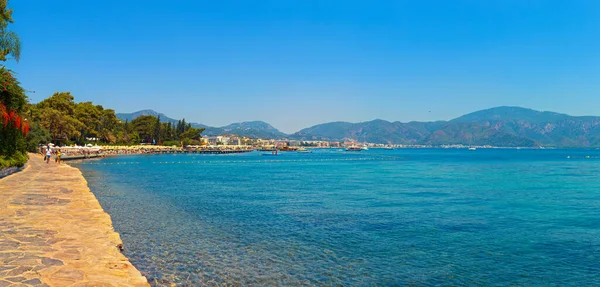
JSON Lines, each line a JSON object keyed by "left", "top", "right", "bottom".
{"left": 73, "top": 149, "right": 600, "bottom": 286}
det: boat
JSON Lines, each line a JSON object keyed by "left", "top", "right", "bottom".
{"left": 345, "top": 146, "right": 362, "bottom": 151}
{"left": 361, "top": 146, "right": 369, "bottom": 151}
{"left": 467, "top": 137, "right": 476, "bottom": 150}
{"left": 297, "top": 147, "right": 312, "bottom": 153}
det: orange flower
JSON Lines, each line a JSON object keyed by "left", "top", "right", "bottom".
{"left": 22, "top": 121, "right": 29, "bottom": 136}
{"left": 14, "top": 114, "right": 21, "bottom": 129}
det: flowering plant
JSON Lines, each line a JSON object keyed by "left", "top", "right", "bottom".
{"left": 0, "top": 102, "right": 28, "bottom": 136}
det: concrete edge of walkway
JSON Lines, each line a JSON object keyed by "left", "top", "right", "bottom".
{"left": 0, "top": 153, "right": 150, "bottom": 286}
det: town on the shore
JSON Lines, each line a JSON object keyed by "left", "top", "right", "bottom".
{"left": 41, "top": 133, "right": 500, "bottom": 160}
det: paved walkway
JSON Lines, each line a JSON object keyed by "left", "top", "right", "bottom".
{"left": 0, "top": 154, "right": 149, "bottom": 287}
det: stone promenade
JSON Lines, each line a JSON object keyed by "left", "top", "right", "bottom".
{"left": 0, "top": 154, "right": 149, "bottom": 287}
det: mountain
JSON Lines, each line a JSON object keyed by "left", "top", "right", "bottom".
{"left": 293, "top": 107, "right": 600, "bottom": 147}
{"left": 451, "top": 106, "right": 571, "bottom": 124}
{"left": 118, "top": 107, "right": 600, "bottom": 147}
{"left": 449, "top": 106, "right": 600, "bottom": 147}
{"left": 203, "top": 121, "right": 287, "bottom": 139}
{"left": 117, "top": 110, "right": 286, "bottom": 139}
{"left": 117, "top": 110, "right": 179, "bottom": 124}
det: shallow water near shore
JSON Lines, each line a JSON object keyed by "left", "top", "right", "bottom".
{"left": 73, "top": 149, "right": 600, "bottom": 286}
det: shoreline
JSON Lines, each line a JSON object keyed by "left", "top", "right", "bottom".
{"left": 0, "top": 153, "right": 149, "bottom": 286}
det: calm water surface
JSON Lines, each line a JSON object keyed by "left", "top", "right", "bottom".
{"left": 73, "top": 149, "right": 600, "bottom": 286}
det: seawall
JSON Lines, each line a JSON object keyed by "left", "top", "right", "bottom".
{"left": 0, "top": 153, "right": 149, "bottom": 286}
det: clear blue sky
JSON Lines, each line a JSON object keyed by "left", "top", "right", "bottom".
{"left": 6, "top": 0, "right": 600, "bottom": 133}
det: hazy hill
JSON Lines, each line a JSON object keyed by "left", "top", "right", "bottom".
{"left": 293, "top": 107, "right": 600, "bottom": 147}
{"left": 451, "top": 106, "right": 571, "bottom": 124}
{"left": 116, "top": 109, "right": 179, "bottom": 124}
{"left": 203, "top": 121, "right": 287, "bottom": 139}
{"left": 118, "top": 107, "right": 600, "bottom": 147}
{"left": 449, "top": 106, "right": 600, "bottom": 147}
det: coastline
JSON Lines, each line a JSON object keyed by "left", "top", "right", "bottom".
{"left": 0, "top": 153, "right": 149, "bottom": 286}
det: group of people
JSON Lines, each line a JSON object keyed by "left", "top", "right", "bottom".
{"left": 43, "top": 148, "right": 62, "bottom": 164}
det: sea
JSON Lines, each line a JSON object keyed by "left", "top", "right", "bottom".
{"left": 72, "top": 148, "right": 600, "bottom": 286}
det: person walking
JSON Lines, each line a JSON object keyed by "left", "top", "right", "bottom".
{"left": 45, "top": 148, "right": 51, "bottom": 164}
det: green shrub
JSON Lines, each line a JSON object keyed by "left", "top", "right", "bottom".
{"left": 0, "top": 152, "right": 28, "bottom": 168}
{"left": 162, "top": 140, "right": 181, "bottom": 147}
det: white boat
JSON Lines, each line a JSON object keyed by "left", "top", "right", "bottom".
{"left": 361, "top": 146, "right": 369, "bottom": 151}
{"left": 345, "top": 146, "right": 362, "bottom": 151}
{"left": 468, "top": 137, "right": 476, "bottom": 150}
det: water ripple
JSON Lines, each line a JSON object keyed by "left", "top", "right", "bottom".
{"left": 74, "top": 149, "right": 600, "bottom": 286}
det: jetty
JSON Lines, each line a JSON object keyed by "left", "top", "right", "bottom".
{"left": 183, "top": 149, "right": 253, "bottom": 154}
{"left": 46, "top": 145, "right": 256, "bottom": 161}
{"left": 0, "top": 154, "right": 149, "bottom": 286}
{"left": 60, "top": 154, "right": 105, "bottom": 161}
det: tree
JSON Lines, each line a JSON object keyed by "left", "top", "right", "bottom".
{"left": 180, "top": 127, "right": 205, "bottom": 141}
{"left": 160, "top": 122, "right": 171, "bottom": 143}
{"left": 100, "top": 109, "right": 119, "bottom": 131}
{"left": 0, "top": 0, "right": 26, "bottom": 167}
{"left": 38, "top": 108, "right": 84, "bottom": 144}
{"left": 131, "top": 115, "right": 156, "bottom": 143}
{"left": 74, "top": 101, "right": 102, "bottom": 141}
{"left": 98, "top": 109, "right": 119, "bottom": 143}
{"left": 34, "top": 92, "right": 87, "bottom": 144}
{"left": 30, "top": 89, "right": 202, "bottom": 146}
{"left": 25, "top": 121, "right": 51, "bottom": 152}
{"left": 129, "top": 132, "right": 140, "bottom": 145}
{"left": 177, "top": 118, "right": 187, "bottom": 137}
{"left": 0, "top": 0, "right": 20, "bottom": 62}
{"left": 153, "top": 115, "right": 161, "bottom": 143}
{"left": 36, "top": 92, "right": 77, "bottom": 115}
{"left": 0, "top": 68, "right": 28, "bottom": 166}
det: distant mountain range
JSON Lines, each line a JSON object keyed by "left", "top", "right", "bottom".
{"left": 117, "top": 107, "right": 600, "bottom": 147}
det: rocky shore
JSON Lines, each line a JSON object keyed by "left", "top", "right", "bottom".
{"left": 0, "top": 154, "right": 149, "bottom": 286}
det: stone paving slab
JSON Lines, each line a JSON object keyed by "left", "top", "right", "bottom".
{"left": 0, "top": 154, "right": 149, "bottom": 287}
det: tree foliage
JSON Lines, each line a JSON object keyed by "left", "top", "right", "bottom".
{"left": 131, "top": 115, "right": 156, "bottom": 143}
{"left": 0, "top": 0, "right": 19, "bottom": 62}
{"left": 0, "top": 0, "right": 27, "bottom": 168}
{"left": 0, "top": 68, "right": 28, "bottom": 165}
{"left": 31, "top": 92, "right": 204, "bottom": 146}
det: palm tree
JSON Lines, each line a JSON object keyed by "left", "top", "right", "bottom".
{"left": 0, "top": 0, "right": 20, "bottom": 62}
{"left": 0, "top": 29, "right": 20, "bottom": 62}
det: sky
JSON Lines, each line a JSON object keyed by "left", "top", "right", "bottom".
{"left": 6, "top": 0, "right": 600, "bottom": 133}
